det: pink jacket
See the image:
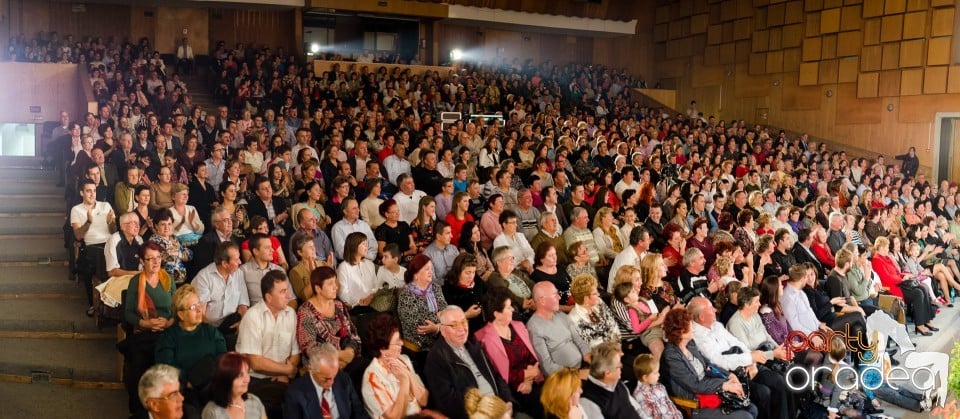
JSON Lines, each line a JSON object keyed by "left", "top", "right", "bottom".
{"left": 473, "top": 321, "right": 540, "bottom": 383}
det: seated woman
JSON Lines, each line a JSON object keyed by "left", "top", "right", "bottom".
{"left": 168, "top": 183, "right": 204, "bottom": 246}
{"left": 201, "top": 353, "right": 267, "bottom": 419}
{"left": 758, "top": 275, "right": 822, "bottom": 367}
{"left": 397, "top": 254, "right": 448, "bottom": 351}
{"left": 296, "top": 266, "right": 361, "bottom": 368}
{"left": 155, "top": 284, "right": 227, "bottom": 399}
{"left": 872, "top": 236, "right": 937, "bottom": 336}
{"left": 240, "top": 216, "right": 288, "bottom": 269}
{"left": 442, "top": 253, "right": 486, "bottom": 332}
{"left": 459, "top": 221, "right": 495, "bottom": 282}
{"left": 639, "top": 253, "right": 680, "bottom": 312}
{"left": 493, "top": 210, "right": 536, "bottom": 273}
{"left": 474, "top": 286, "right": 544, "bottom": 418}
{"left": 530, "top": 242, "right": 573, "bottom": 312}
{"left": 487, "top": 246, "right": 536, "bottom": 321}
{"left": 567, "top": 274, "right": 620, "bottom": 349}
{"left": 565, "top": 241, "right": 599, "bottom": 287}
{"left": 121, "top": 242, "right": 176, "bottom": 415}
{"left": 150, "top": 210, "right": 192, "bottom": 285}
{"left": 540, "top": 367, "right": 586, "bottom": 419}
{"left": 660, "top": 308, "right": 758, "bottom": 419}
{"left": 609, "top": 265, "right": 667, "bottom": 359}
{"left": 725, "top": 286, "right": 792, "bottom": 365}
{"left": 375, "top": 199, "right": 416, "bottom": 264}
{"left": 336, "top": 232, "right": 378, "bottom": 312}
{"left": 361, "top": 314, "right": 430, "bottom": 418}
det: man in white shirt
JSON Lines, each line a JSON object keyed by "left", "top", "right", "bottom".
{"left": 175, "top": 38, "right": 194, "bottom": 75}
{"left": 71, "top": 179, "right": 117, "bottom": 315}
{"left": 608, "top": 227, "right": 650, "bottom": 292}
{"left": 392, "top": 173, "right": 427, "bottom": 224}
{"left": 330, "top": 197, "right": 378, "bottom": 261}
{"left": 383, "top": 143, "right": 412, "bottom": 185}
{"left": 238, "top": 233, "right": 289, "bottom": 306}
{"left": 193, "top": 242, "right": 248, "bottom": 347}
{"left": 236, "top": 271, "right": 300, "bottom": 411}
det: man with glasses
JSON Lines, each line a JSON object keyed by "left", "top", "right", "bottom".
{"left": 424, "top": 306, "right": 515, "bottom": 419}
{"left": 104, "top": 212, "right": 143, "bottom": 279}
{"left": 287, "top": 208, "right": 334, "bottom": 266}
{"left": 193, "top": 207, "right": 238, "bottom": 277}
{"left": 138, "top": 364, "right": 184, "bottom": 419}
{"left": 204, "top": 144, "right": 226, "bottom": 190}
{"left": 284, "top": 343, "right": 367, "bottom": 419}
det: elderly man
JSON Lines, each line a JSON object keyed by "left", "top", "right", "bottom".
{"left": 72, "top": 179, "right": 117, "bottom": 316}
{"left": 580, "top": 341, "right": 642, "bottom": 419}
{"left": 104, "top": 212, "right": 143, "bottom": 278}
{"left": 193, "top": 242, "right": 248, "bottom": 347}
{"left": 529, "top": 212, "right": 569, "bottom": 266}
{"left": 425, "top": 306, "right": 515, "bottom": 419}
{"left": 563, "top": 206, "right": 600, "bottom": 267}
{"left": 193, "top": 207, "right": 238, "bottom": 277}
{"left": 607, "top": 227, "right": 651, "bottom": 292}
{"left": 537, "top": 186, "right": 569, "bottom": 229}
{"left": 514, "top": 188, "right": 541, "bottom": 240}
{"left": 237, "top": 271, "right": 300, "bottom": 413}
{"left": 688, "top": 296, "right": 790, "bottom": 419}
{"left": 287, "top": 208, "right": 335, "bottom": 266}
{"left": 675, "top": 248, "right": 721, "bottom": 304}
{"left": 137, "top": 364, "right": 184, "bottom": 419}
{"left": 331, "top": 197, "right": 378, "bottom": 262}
{"left": 423, "top": 220, "right": 459, "bottom": 286}
{"left": 284, "top": 343, "right": 369, "bottom": 419}
{"left": 392, "top": 173, "right": 426, "bottom": 224}
{"left": 526, "top": 282, "right": 591, "bottom": 375}
{"left": 826, "top": 211, "right": 848, "bottom": 254}
{"left": 239, "top": 233, "right": 289, "bottom": 306}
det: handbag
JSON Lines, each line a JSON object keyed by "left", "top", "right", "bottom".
{"left": 369, "top": 285, "right": 398, "bottom": 313}
{"left": 899, "top": 279, "right": 920, "bottom": 289}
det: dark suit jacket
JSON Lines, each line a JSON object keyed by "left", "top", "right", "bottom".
{"left": 661, "top": 340, "right": 727, "bottom": 400}
{"left": 192, "top": 231, "right": 237, "bottom": 278}
{"left": 283, "top": 371, "right": 369, "bottom": 419}
{"left": 424, "top": 338, "right": 515, "bottom": 419}
{"left": 247, "top": 197, "right": 291, "bottom": 235}
{"left": 792, "top": 242, "right": 825, "bottom": 279}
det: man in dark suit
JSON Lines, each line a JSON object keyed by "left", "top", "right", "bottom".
{"left": 791, "top": 227, "right": 826, "bottom": 279}
{"left": 247, "top": 176, "right": 291, "bottom": 238}
{"left": 283, "top": 343, "right": 369, "bottom": 419}
{"left": 424, "top": 306, "right": 515, "bottom": 419}
{"left": 191, "top": 207, "right": 238, "bottom": 280}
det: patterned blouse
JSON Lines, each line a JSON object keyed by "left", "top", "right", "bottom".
{"left": 632, "top": 382, "right": 683, "bottom": 419}
{"left": 565, "top": 263, "right": 598, "bottom": 284}
{"left": 759, "top": 305, "right": 790, "bottom": 345}
{"left": 296, "top": 299, "right": 361, "bottom": 365}
{"left": 149, "top": 235, "right": 192, "bottom": 285}
{"left": 567, "top": 301, "right": 620, "bottom": 349}
{"left": 397, "top": 282, "right": 448, "bottom": 350}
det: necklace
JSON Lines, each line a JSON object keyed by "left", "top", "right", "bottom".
{"left": 229, "top": 400, "right": 245, "bottom": 410}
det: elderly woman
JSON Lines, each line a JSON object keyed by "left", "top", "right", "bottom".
{"left": 593, "top": 207, "right": 627, "bottom": 265}
{"left": 397, "top": 254, "right": 448, "bottom": 351}
{"left": 150, "top": 211, "right": 192, "bottom": 285}
{"left": 539, "top": 367, "right": 585, "bottom": 419}
{"left": 565, "top": 241, "right": 599, "bottom": 284}
{"left": 474, "top": 286, "right": 544, "bottom": 419}
{"left": 487, "top": 246, "right": 536, "bottom": 321}
{"left": 296, "top": 266, "right": 361, "bottom": 367}
{"left": 567, "top": 274, "right": 619, "bottom": 349}
{"left": 155, "top": 284, "right": 227, "bottom": 391}
{"left": 661, "top": 308, "right": 758, "bottom": 419}
{"left": 725, "top": 287, "right": 789, "bottom": 365}
{"left": 138, "top": 364, "right": 184, "bottom": 419}
{"left": 493, "top": 210, "right": 536, "bottom": 273}
{"left": 442, "top": 253, "right": 486, "bottom": 332}
{"left": 872, "top": 236, "right": 937, "bottom": 335}
{"left": 122, "top": 242, "right": 176, "bottom": 415}
{"left": 530, "top": 242, "right": 573, "bottom": 312}
{"left": 361, "top": 314, "right": 430, "bottom": 418}
{"left": 149, "top": 166, "right": 176, "bottom": 211}
{"left": 202, "top": 353, "right": 267, "bottom": 419}
{"left": 168, "top": 184, "right": 204, "bottom": 246}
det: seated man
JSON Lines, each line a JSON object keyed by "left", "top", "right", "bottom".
{"left": 688, "top": 296, "right": 790, "bottom": 419}
{"left": 580, "top": 341, "right": 642, "bottom": 419}
{"left": 526, "top": 282, "right": 591, "bottom": 375}
{"left": 331, "top": 197, "right": 377, "bottom": 262}
{"left": 422, "top": 220, "right": 459, "bottom": 286}
{"left": 137, "top": 364, "right": 184, "bottom": 419}
{"left": 425, "top": 306, "right": 515, "bottom": 419}
{"left": 193, "top": 242, "right": 248, "bottom": 347}
{"left": 238, "top": 233, "right": 287, "bottom": 306}
{"left": 105, "top": 212, "right": 143, "bottom": 279}
{"left": 283, "top": 343, "right": 368, "bottom": 419}
{"left": 193, "top": 207, "right": 238, "bottom": 276}
{"left": 236, "top": 271, "right": 300, "bottom": 414}
{"left": 287, "top": 208, "right": 335, "bottom": 266}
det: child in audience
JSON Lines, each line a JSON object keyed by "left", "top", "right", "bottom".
{"left": 376, "top": 243, "right": 406, "bottom": 289}
{"left": 818, "top": 335, "right": 869, "bottom": 419}
{"left": 632, "top": 354, "right": 682, "bottom": 419}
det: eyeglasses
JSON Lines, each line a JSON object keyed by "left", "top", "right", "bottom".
{"left": 142, "top": 256, "right": 161, "bottom": 262}
{"left": 441, "top": 320, "right": 469, "bottom": 329}
{"left": 180, "top": 303, "right": 204, "bottom": 312}
{"left": 149, "top": 390, "right": 183, "bottom": 402}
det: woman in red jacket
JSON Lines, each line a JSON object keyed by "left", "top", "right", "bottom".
{"left": 871, "top": 236, "right": 937, "bottom": 336}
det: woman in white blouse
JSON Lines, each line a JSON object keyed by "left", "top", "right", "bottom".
{"left": 592, "top": 207, "right": 628, "bottom": 264}
{"left": 493, "top": 210, "right": 535, "bottom": 273}
{"left": 361, "top": 314, "right": 430, "bottom": 418}
{"left": 336, "top": 232, "right": 378, "bottom": 310}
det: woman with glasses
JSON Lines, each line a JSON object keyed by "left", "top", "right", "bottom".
{"left": 155, "top": 284, "right": 227, "bottom": 407}
{"left": 361, "top": 314, "right": 430, "bottom": 418}
{"left": 121, "top": 242, "right": 176, "bottom": 416}
{"left": 150, "top": 210, "right": 192, "bottom": 285}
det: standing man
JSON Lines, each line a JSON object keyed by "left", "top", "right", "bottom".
{"left": 71, "top": 179, "right": 117, "bottom": 316}
{"left": 175, "top": 38, "right": 194, "bottom": 75}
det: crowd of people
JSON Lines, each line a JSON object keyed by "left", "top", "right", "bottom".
{"left": 47, "top": 30, "right": 955, "bottom": 419}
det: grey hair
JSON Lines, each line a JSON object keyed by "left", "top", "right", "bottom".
{"left": 138, "top": 364, "right": 180, "bottom": 406}
{"left": 687, "top": 296, "right": 711, "bottom": 320}
{"left": 308, "top": 342, "right": 340, "bottom": 370}
{"left": 491, "top": 245, "right": 513, "bottom": 265}
{"left": 570, "top": 206, "right": 587, "bottom": 220}
{"left": 211, "top": 205, "right": 231, "bottom": 224}
{"left": 588, "top": 341, "right": 623, "bottom": 379}
{"left": 682, "top": 247, "right": 703, "bottom": 267}
{"left": 438, "top": 305, "right": 464, "bottom": 323}
{"left": 828, "top": 211, "right": 845, "bottom": 224}
{"left": 538, "top": 211, "right": 558, "bottom": 228}
{"left": 119, "top": 211, "right": 138, "bottom": 225}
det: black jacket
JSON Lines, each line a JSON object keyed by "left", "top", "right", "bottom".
{"left": 424, "top": 338, "right": 515, "bottom": 419}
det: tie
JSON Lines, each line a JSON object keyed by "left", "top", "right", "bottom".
{"left": 100, "top": 166, "right": 106, "bottom": 186}
{"left": 320, "top": 389, "right": 332, "bottom": 419}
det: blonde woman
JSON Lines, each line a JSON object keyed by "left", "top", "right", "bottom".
{"left": 592, "top": 207, "right": 627, "bottom": 264}
{"left": 540, "top": 368, "right": 585, "bottom": 419}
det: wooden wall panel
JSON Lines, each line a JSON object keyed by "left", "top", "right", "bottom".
{"left": 806, "top": 11, "right": 822, "bottom": 36}
{"left": 900, "top": 39, "right": 925, "bottom": 68}
{"left": 880, "top": 14, "right": 904, "bottom": 43}
{"left": 881, "top": 42, "right": 901, "bottom": 70}
{"left": 803, "top": 37, "right": 822, "bottom": 61}
{"left": 785, "top": 1, "right": 804, "bottom": 24}
{"left": 754, "top": 30, "right": 770, "bottom": 52}
{"left": 902, "top": 11, "right": 927, "bottom": 40}
{"left": 931, "top": 8, "right": 955, "bottom": 37}
{"left": 819, "top": 58, "right": 840, "bottom": 83}
{"left": 880, "top": 69, "right": 902, "bottom": 96}
{"left": 208, "top": 9, "right": 296, "bottom": 53}
{"left": 807, "top": 0, "right": 826, "bottom": 12}
{"left": 884, "top": 0, "right": 906, "bottom": 14}
{"left": 901, "top": 68, "right": 924, "bottom": 95}
{"left": 840, "top": 5, "right": 861, "bottom": 31}
{"left": 838, "top": 83, "right": 882, "bottom": 123}
{"left": 784, "top": 47, "right": 802, "bottom": 71}
{"left": 734, "top": 63, "right": 771, "bottom": 96}
{"left": 768, "top": 2, "right": 786, "bottom": 26}
{"left": 800, "top": 61, "right": 820, "bottom": 85}
{"left": 838, "top": 56, "right": 859, "bottom": 82}
{"left": 924, "top": 66, "right": 948, "bottom": 94}
{"left": 863, "top": 0, "right": 884, "bottom": 18}
{"left": 751, "top": 53, "right": 767, "bottom": 74}
{"left": 837, "top": 31, "right": 861, "bottom": 56}
{"left": 862, "top": 44, "right": 882, "bottom": 71}
{"left": 46, "top": 3, "right": 131, "bottom": 43}
{"left": 927, "top": 36, "right": 951, "bottom": 66}
{"left": 907, "top": 0, "right": 929, "bottom": 11}
{"left": 769, "top": 28, "right": 783, "bottom": 50}
{"left": 821, "top": 8, "right": 841, "bottom": 33}
{"left": 864, "top": 18, "right": 881, "bottom": 45}
{"left": 948, "top": 65, "right": 960, "bottom": 93}
{"left": 783, "top": 24, "right": 804, "bottom": 47}
{"left": 781, "top": 84, "right": 822, "bottom": 109}
{"left": 767, "top": 50, "right": 785, "bottom": 73}
{"left": 822, "top": 34, "right": 838, "bottom": 59}
{"left": 156, "top": 8, "right": 208, "bottom": 55}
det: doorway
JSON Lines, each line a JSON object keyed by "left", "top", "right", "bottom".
{"left": 933, "top": 113, "right": 960, "bottom": 183}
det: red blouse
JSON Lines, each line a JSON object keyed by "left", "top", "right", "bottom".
{"left": 871, "top": 253, "right": 904, "bottom": 298}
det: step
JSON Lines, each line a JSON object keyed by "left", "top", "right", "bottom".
{"left": 0, "top": 337, "right": 120, "bottom": 382}
{"left": 0, "top": 294, "right": 94, "bottom": 325}
{"left": 0, "top": 168, "right": 59, "bottom": 183}
{"left": 0, "top": 236, "right": 67, "bottom": 262}
{"left": 0, "top": 381, "right": 127, "bottom": 417}
{"left": 0, "top": 195, "right": 66, "bottom": 213}
{"left": 0, "top": 182, "right": 64, "bottom": 195}
{"left": 0, "top": 265, "right": 72, "bottom": 283}
{"left": 0, "top": 212, "right": 64, "bottom": 235}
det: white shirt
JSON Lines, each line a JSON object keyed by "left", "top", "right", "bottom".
{"left": 336, "top": 259, "right": 378, "bottom": 307}
{"left": 608, "top": 246, "right": 643, "bottom": 292}
{"left": 376, "top": 265, "right": 406, "bottom": 289}
{"left": 236, "top": 301, "right": 299, "bottom": 379}
{"left": 70, "top": 201, "right": 114, "bottom": 245}
{"left": 238, "top": 260, "right": 286, "bottom": 306}
{"left": 193, "top": 263, "right": 249, "bottom": 326}
{"left": 691, "top": 321, "right": 753, "bottom": 371}
{"left": 393, "top": 190, "right": 427, "bottom": 224}
{"left": 104, "top": 231, "right": 143, "bottom": 273}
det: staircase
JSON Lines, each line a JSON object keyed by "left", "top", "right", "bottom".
{"left": 0, "top": 162, "right": 127, "bottom": 418}
{"left": 180, "top": 73, "right": 220, "bottom": 115}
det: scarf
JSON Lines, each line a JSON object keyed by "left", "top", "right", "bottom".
{"left": 606, "top": 226, "right": 624, "bottom": 253}
{"left": 407, "top": 282, "right": 439, "bottom": 313}
{"left": 136, "top": 269, "right": 172, "bottom": 330}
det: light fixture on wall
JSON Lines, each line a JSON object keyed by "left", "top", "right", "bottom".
{"left": 887, "top": 103, "right": 895, "bottom": 111}
{"left": 825, "top": 89, "right": 833, "bottom": 97}
{"left": 726, "top": 69, "right": 734, "bottom": 76}
{"left": 772, "top": 79, "right": 780, "bottom": 86}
